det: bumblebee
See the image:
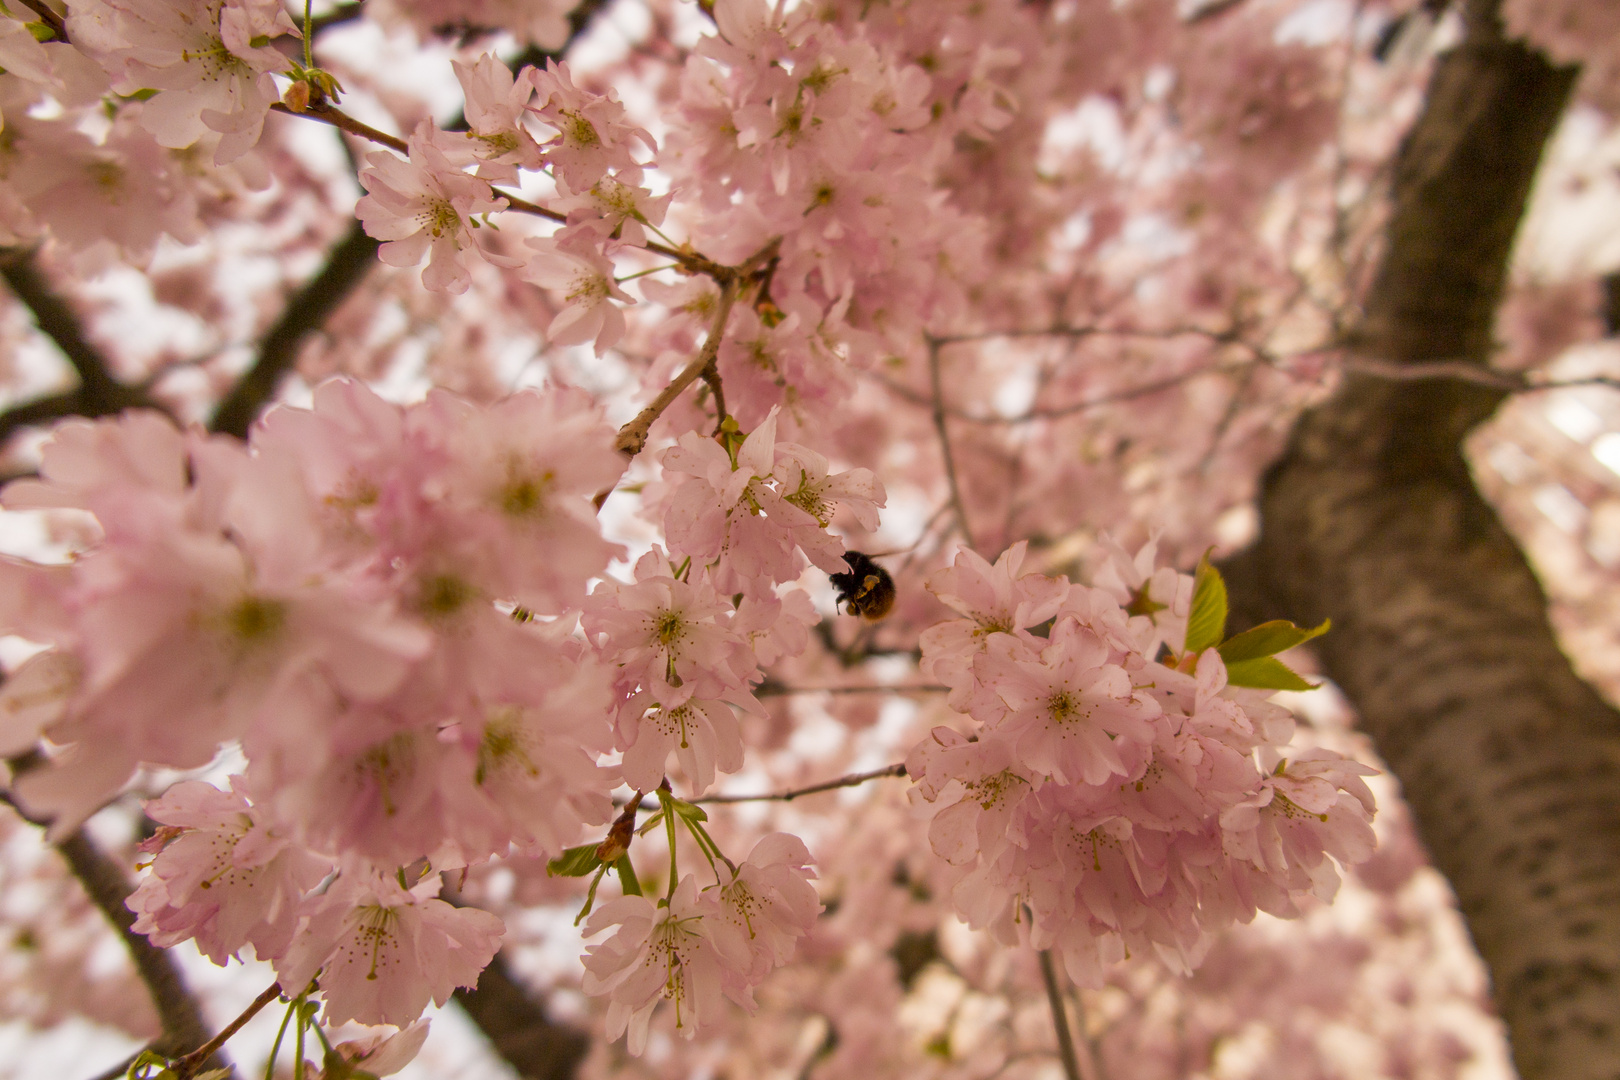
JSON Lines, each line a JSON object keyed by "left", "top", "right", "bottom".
{"left": 830, "top": 550, "right": 897, "bottom": 621}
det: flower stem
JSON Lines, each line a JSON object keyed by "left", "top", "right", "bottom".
{"left": 1039, "top": 948, "right": 1083, "bottom": 1080}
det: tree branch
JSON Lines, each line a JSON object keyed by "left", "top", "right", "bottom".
{"left": 927, "top": 338, "right": 975, "bottom": 549}
{"left": 0, "top": 389, "right": 116, "bottom": 445}
{"left": 452, "top": 954, "right": 590, "bottom": 1080}
{"left": 692, "top": 763, "right": 907, "bottom": 805}
{"left": 171, "top": 982, "right": 281, "bottom": 1080}
{"left": 1228, "top": 3, "right": 1608, "bottom": 1078}
{"left": 608, "top": 276, "right": 739, "bottom": 462}
{"left": 209, "top": 222, "right": 382, "bottom": 438}
{"left": 0, "top": 765, "right": 221, "bottom": 1070}
{"left": 1039, "top": 948, "right": 1083, "bottom": 1080}
{"left": 0, "top": 249, "right": 158, "bottom": 434}
{"left": 53, "top": 828, "right": 222, "bottom": 1065}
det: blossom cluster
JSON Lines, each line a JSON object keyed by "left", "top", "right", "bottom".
{"left": 357, "top": 55, "right": 665, "bottom": 323}
{"left": 582, "top": 834, "right": 821, "bottom": 1053}
{"left": 907, "top": 540, "right": 1378, "bottom": 987}
{"left": 655, "top": 0, "right": 1019, "bottom": 423}
{"left": 0, "top": 377, "right": 883, "bottom": 1038}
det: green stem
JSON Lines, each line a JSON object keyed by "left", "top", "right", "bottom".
{"left": 616, "top": 263, "right": 681, "bottom": 284}
{"left": 293, "top": 1000, "right": 307, "bottom": 1080}
{"left": 646, "top": 222, "right": 680, "bottom": 249}
{"left": 263, "top": 999, "right": 296, "bottom": 1080}
{"left": 660, "top": 789, "right": 680, "bottom": 902}
{"left": 302, "top": 0, "right": 313, "bottom": 68}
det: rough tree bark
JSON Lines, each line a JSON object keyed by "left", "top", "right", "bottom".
{"left": 1222, "top": 3, "right": 1620, "bottom": 1079}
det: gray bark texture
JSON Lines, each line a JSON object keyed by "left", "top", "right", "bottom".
{"left": 1223, "top": 3, "right": 1620, "bottom": 1079}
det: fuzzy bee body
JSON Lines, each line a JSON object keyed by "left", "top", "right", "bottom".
{"left": 830, "top": 550, "right": 897, "bottom": 621}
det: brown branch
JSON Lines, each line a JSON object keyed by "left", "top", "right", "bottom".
{"left": 171, "top": 982, "right": 282, "bottom": 1080}
{"left": 0, "top": 782, "right": 222, "bottom": 1068}
{"left": 453, "top": 953, "right": 590, "bottom": 1080}
{"left": 0, "top": 389, "right": 118, "bottom": 444}
{"left": 0, "top": 249, "right": 156, "bottom": 422}
{"left": 692, "top": 763, "right": 907, "bottom": 804}
{"left": 271, "top": 101, "right": 411, "bottom": 154}
{"left": 607, "top": 277, "right": 739, "bottom": 463}
{"left": 928, "top": 338, "right": 975, "bottom": 549}
{"left": 54, "top": 829, "right": 222, "bottom": 1064}
{"left": 210, "top": 222, "right": 381, "bottom": 437}
{"left": 1039, "top": 948, "right": 1083, "bottom": 1080}
{"left": 2, "top": 748, "right": 224, "bottom": 1071}
{"left": 700, "top": 360, "right": 729, "bottom": 436}
{"left": 754, "top": 682, "right": 948, "bottom": 697}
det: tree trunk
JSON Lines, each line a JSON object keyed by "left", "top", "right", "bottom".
{"left": 1227, "top": 5, "right": 1620, "bottom": 1079}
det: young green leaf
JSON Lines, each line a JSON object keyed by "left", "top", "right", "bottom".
{"left": 670, "top": 798, "right": 709, "bottom": 823}
{"left": 1223, "top": 655, "right": 1317, "bottom": 692}
{"left": 547, "top": 843, "right": 603, "bottom": 878}
{"left": 614, "top": 855, "right": 644, "bottom": 896}
{"left": 1183, "top": 551, "right": 1228, "bottom": 654}
{"left": 1217, "top": 618, "right": 1330, "bottom": 664}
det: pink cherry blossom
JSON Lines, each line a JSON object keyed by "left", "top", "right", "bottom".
{"left": 662, "top": 406, "right": 885, "bottom": 594}
{"left": 584, "top": 549, "right": 752, "bottom": 701}
{"left": 706, "top": 832, "right": 821, "bottom": 1001}
{"left": 70, "top": 0, "right": 298, "bottom": 163}
{"left": 275, "top": 868, "right": 504, "bottom": 1027}
{"left": 527, "top": 59, "right": 655, "bottom": 191}
{"left": 581, "top": 875, "right": 726, "bottom": 1053}
{"left": 521, "top": 228, "right": 635, "bottom": 355}
{"left": 450, "top": 54, "right": 545, "bottom": 183}
{"left": 551, "top": 167, "right": 672, "bottom": 248}
{"left": 616, "top": 690, "right": 744, "bottom": 796}
{"left": 127, "top": 778, "right": 330, "bottom": 964}
{"left": 357, "top": 123, "right": 520, "bottom": 294}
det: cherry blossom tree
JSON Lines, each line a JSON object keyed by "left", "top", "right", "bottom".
{"left": 0, "top": 0, "right": 1612, "bottom": 1078}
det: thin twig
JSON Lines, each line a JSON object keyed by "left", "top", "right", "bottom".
{"left": 607, "top": 277, "right": 739, "bottom": 462}
{"left": 879, "top": 360, "right": 1238, "bottom": 426}
{"left": 270, "top": 102, "right": 739, "bottom": 275}
{"left": 171, "top": 982, "right": 283, "bottom": 1080}
{"left": 692, "top": 763, "right": 907, "bottom": 804}
{"left": 1339, "top": 354, "right": 1524, "bottom": 388}
{"left": 928, "top": 338, "right": 975, "bottom": 550}
{"left": 700, "top": 360, "right": 729, "bottom": 436}
{"left": 271, "top": 100, "right": 410, "bottom": 153}
{"left": 1341, "top": 354, "right": 1620, "bottom": 394}
{"left": 1039, "top": 948, "right": 1084, "bottom": 1080}
{"left": 754, "top": 682, "right": 948, "bottom": 697}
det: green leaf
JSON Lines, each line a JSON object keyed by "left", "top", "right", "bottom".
{"left": 574, "top": 864, "right": 609, "bottom": 925}
{"left": 670, "top": 798, "right": 708, "bottom": 823}
{"left": 1183, "top": 551, "right": 1228, "bottom": 654}
{"left": 1217, "top": 619, "right": 1329, "bottom": 664}
{"left": 614, "top": 855, "right": 643, "bottom": 896}
{"left": 1223, "top": 655, "right": 1317, "bottom": 692}
{"left": 547, "top": 843, "right": 603, "bottom": 878}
